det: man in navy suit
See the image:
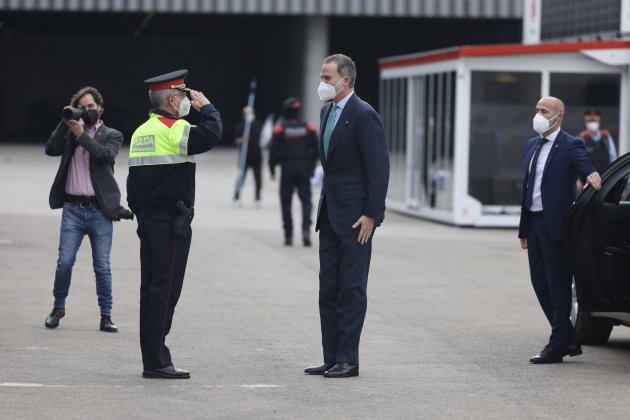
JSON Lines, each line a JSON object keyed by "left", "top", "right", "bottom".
{"left": 519, "top": 96, "right": 601, "bottom": 364}
{"left": 304, "top": 54, "right": 389, "bottom": 378}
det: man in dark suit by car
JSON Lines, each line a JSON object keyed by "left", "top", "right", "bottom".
{"left": 519, "top": 96, "right": 601, "bottom": 364}
{"left": 304, "top": 54, "right": 389, "bottom": 378}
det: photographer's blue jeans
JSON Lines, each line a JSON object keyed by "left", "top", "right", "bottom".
{"left": 53, "top": 203, "right": 113, "bottom": 317}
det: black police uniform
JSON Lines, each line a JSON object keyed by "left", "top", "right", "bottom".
{"left": 269, "top": 99, "right": 319, "bottom": 245}
{"left": 579, "top": 129, "right": 613, "bottom": 172}
{"left": 126, "top": 70, "right": 222, "bottom": 376}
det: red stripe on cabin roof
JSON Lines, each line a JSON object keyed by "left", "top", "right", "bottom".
{"left": 379, "top": 40, "right": 630, "bottom": 70}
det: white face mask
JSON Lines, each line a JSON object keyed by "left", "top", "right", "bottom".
{"left": 532, "top": 112, "right": 559, "bottom": 135}
{"left": 586, "top": 121, "right": 600, "bottom": 132}
{"left": 172, "top": 95, "right": 191, "bottom": 117}
{"left": 317, "top": 77, "right": 345, "bottom": 101}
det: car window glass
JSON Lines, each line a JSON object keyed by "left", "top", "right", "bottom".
{"left": 604, "top": 175, "right": 630, "bottom": 204}
{"left": 620, "top": 177, "right": 630, "bottom": 204}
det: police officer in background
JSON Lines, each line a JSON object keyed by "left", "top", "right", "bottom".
{"left": 269, "top": 97, "right": 319, "bottom": 246}
{"left": 127, "top": 70, "right": 222, "bottom": 379}
{"left": 580, "top": 110, "right": 618, "bottom": 172}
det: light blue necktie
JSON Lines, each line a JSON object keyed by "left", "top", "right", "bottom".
{"left": 323, "top": 103, "right": 339, "bottom": 157}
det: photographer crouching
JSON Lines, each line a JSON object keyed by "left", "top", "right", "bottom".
{"left": 44, "top": 86, "right": 133, "bottom": 333}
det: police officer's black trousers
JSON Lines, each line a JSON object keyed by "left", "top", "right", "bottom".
{"left": 137, "top": 214, "right": 192, "bottom": 370}
{"left": 280, "top": 163, "right": 312, "bottom": 238}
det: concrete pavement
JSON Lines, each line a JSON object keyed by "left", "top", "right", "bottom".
{"left": 1, "top": 144, "right": 630, "bottom": 419}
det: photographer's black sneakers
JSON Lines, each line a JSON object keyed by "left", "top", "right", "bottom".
{"left": 45, "top": 307, "right": 65, "bottom": 329}
{"left": 100, "top": 316, "right": 118, "bottom": 333}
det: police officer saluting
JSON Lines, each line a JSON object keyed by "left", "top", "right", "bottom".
{"left": 127, "top": 70, "right": 222, "bottom": 379}
{"left": 269, "top": 97, "right": 319, "bottom": 246}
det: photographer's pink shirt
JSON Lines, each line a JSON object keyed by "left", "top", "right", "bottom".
{"left": 65, "top": 121, "right": 102, "bottom": 196}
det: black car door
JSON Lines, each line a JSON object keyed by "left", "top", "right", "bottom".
{"left": 564, "top": 152, "right": 630, "bottom": 313}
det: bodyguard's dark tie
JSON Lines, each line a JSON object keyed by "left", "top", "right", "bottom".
{"left": 525, "top": 137, "right": 549, "bottom": 210}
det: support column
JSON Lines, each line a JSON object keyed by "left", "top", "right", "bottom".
{"left": 522, "top": 0, "right": 541, "bottom": 44}
{"left": 301, "top": 16, "right": 329, "bottom": 126}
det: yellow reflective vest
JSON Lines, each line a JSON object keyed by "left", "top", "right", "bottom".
{"left": 129, "top": 112, "right": 195, "bottom": 166}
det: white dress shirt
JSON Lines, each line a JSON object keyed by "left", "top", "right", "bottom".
{"left": 330, "top": 91, "right": 354, "bottom": 130}
{"left": 528, "top": 127, "right": 560, "bottom": 212}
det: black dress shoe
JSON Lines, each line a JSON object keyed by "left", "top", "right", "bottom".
{"left": 323, "top": 362, "right": 359, "bottom": 378}
{"left": 304, "top": 363, "right": 335, "bottom": 375}
{"left": 143, "top": 365, "right": 190, "bottom": 379}
{"left": 561, "top": 343, "right": 583, "bottom": 358}
{"left": 45, "top": 307, "right": 65, "bottom": 329}
{"left": 100, "top": 316, "right": 118, "bottom": 333}
{"left": 529, "top": 348, "right": 563, "bottom": 364}
{"left": 284, "top": 237, "right": 293, "bottom": 246}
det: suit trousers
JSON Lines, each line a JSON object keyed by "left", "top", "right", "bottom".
{"left": 318, "top": 204, "right": 372, "bottom": 365}
{"left": 136, "top": 214, "right": 192, "bottom": 370}
{"left": 527, "top": 214, "right": 578, "bottom": 350}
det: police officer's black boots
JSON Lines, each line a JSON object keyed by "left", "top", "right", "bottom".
{"left": 45, "top": 307, "right": 65, "bottom": 329}
{"left": 284, "top": 235, "right": 292, "bottom": 246}
{"left": 303, "top": 231, "right": 311, "bottom": 247}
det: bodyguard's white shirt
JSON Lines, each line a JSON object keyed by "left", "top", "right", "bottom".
{"left": 528, "top": 127, "right": 560, "bottom": 212}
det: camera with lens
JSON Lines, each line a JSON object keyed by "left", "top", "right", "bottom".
{"left": 62, "top": 106, "right": 88, "bottom": 121}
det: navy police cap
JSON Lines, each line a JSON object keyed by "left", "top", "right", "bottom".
{"left": 145, "top": 69, "right": 190, "bottom": 91}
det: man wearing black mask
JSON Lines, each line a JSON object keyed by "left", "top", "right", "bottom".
{"left": 45, "top": 86, "right": 131, "bottom": 333}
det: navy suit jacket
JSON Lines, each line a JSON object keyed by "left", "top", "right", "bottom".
{"left": 315, "top": 93, "right": 390, "bottom": 236}
{"left": 518, "top": 129, "right": 596, "bottom": 241}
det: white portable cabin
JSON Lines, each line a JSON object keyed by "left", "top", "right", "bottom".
{"left": 378, "top": 40, "right": 630, "bottom": 227}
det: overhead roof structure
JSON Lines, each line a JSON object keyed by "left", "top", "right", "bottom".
{"left": 0, "top": 0, "right": 523, "bottom": 18}
{"left": 379, "top": 39, "right": 630, "bottom": 69}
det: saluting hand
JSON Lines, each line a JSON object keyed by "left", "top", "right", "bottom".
{"left": 584, "top": 172, "right": 602, "bottom": 191}
{"left": 352, "top": 215, "right": 375, "bottom": 245}
{"left": 189, "top": 90, "right": 210, "bottom": 112}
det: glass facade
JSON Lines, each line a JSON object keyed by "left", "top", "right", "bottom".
{"left": 409, "top": 72, "right": 456, "bottom": 211}
{"left": 550, "top": 72, "right": 621, "bottom": 150}
{"left": 541, "top": 0, "right": 621, "bottom": 40}
{"left": 380, "top": 77, "right": 408, "bottom": 204}
{"left": 381, "top": 72, "right": 455, "bottom": 211}
{"left": 468, "top": 71, "right": 541, "bottom": 208}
